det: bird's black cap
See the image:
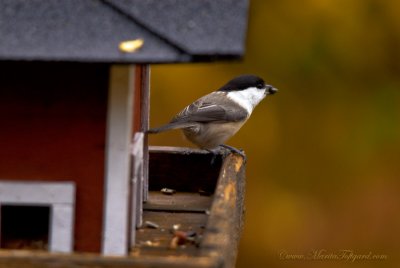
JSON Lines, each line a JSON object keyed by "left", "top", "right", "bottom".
{"left": 218, "top": 74, "right": 266, "bottom": 92}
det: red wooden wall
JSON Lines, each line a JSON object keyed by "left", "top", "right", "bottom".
{"left": 0, "top": 62, "right": 108, "bottom": 252}
{"left": 133, "top": 65, "right": 144, "bottom": 132}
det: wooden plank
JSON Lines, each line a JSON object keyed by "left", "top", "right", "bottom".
{"left": 50, "top": 204, "right": 74, "bottom": 253}
{"left": 135, "top": 191, "right": 211, "bottom": 255}
{"left": 133, "top": 65, "right": 143, "bottom": 133}
{"left": 0, "top": 148, "right": 246, "bottom": 268}
{"left": 141, "top": 66, "right": 151, "bottom": 202}
{"left": 102, "top": 65, "right": 135, "bottom": 256}
{"left": 0, "top": 181, "right": 75, "bottom": 205}
{"left": 149, "top": 146, "right": 214, "bottom": 154}
{"left": 136, "top": 211, "right": 207, "bottom": 250}
{"left": 130, "top": 132, "right": 144, "bottom": 248}
{"left": 143, "top": 192, "right": 212, "bottom": 213}
{"left": 200, "top": 154, "right": 246, "bottom": 268}
{"left": 0, "top": 251, "right": 219, "bottom": 268}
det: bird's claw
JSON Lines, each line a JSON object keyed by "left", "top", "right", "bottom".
{"left": 219, "top": 144, "right": 247, "bottom": 163}
{"left": 205, "top": 148, "right": 223, "bottom": 165}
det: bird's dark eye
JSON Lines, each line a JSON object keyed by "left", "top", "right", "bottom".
{"left": 256, "top": 83, "right": 264, "bottom": 89}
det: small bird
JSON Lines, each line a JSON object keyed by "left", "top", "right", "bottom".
{"left": 148, "top": 74, "right": 277, "bottom": 158}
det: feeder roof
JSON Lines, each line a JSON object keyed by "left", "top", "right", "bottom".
{"left": 0, "top": 0, "right": 249, "bottom": 63}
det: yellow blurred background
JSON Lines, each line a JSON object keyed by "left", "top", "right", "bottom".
{"left": 149, "top": 0, "right": 400, "bottom": 267}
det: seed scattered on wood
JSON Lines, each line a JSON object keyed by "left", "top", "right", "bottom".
{"left": 141, "top": 240, "right": 153, "bottom": 247}
{"left": 169, "top": 230, "right": 198, "bottom": 249}
{"left": 186, "top": 230, "right": 197, "bottom": 238}
{"left": 198, "top": 189, "right": 212, "bottom": 196}
{"left": 172, "top": 224, "right": 181, "bottom": 231}
{"left": 161, "top": 188, "right": 176, "bottom": 195}
{"left": 140, "top": 240, "right": 160, "bottom": 247}
{"left": 169, "top": 236, "right": 180, "bottom": 249}
{"left": 144, "top": 220, "right": 159, "bottom": 229}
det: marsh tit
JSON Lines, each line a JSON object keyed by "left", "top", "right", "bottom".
{"left": 148, "top": 74, "right": 277, "bottom": 157}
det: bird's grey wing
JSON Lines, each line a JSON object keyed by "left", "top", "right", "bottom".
{"left": 147, "top": 93, "right": 248, "bottom": 134}
{"left": 171, "top": 94, "right": 248, "bottom": 124}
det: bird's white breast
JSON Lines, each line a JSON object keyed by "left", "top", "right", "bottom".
{"left": 227, "top": 87, "right": 266, "bottom": 114}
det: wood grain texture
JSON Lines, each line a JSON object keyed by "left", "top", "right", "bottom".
{"left": 0, "top": 148, "right": 246, "bottom": 268}
{"left": 201, "top": 154, "right": 246, "bottom": 268}
{"left": 140, "top": 65, "right": 151, "bottom": 202}
{"left": 143, "top": 192, "right": 212, "bottom": 213}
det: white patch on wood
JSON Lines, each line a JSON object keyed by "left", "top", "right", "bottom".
{"left": 227, "top": 87, "right": 266, "bottom": 114}
{"left": 50, "top": 204, "right": 74, "bottom": 253}
{"left": 130, "top": 132, "right": 144, "bottom": 247}
{"left": 102, "top": 65, "right": 135, "bottom": 256}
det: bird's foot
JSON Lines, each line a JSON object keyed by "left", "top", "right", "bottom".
{"left": 205, "top": 148, "right": 224, "bottom": 165}
{"left": 219, "top": 144, "right": 247, "bottom": 162}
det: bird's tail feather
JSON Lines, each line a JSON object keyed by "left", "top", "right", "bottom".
{"left": 147, "top": 122, "right": 195, "bottom": 134}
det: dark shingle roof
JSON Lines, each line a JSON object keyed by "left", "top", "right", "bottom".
{"left": 0, "top": 0, "right": 249, "bottom": 63}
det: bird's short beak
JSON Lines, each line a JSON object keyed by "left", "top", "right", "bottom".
{"left": 267, "top": 85, "right": 278, "bottom": 95}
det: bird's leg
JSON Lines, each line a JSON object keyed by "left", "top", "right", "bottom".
{"left": 205, "top": 148, "right": 223, "bottom": 165}
{"left": 219, "top": 144, "right": 247, "bottom": 162}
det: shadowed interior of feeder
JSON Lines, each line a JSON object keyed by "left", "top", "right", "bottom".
{"left": 148, "top": 148, "right": 223, "bottom": 193}
{"left": 134, "top": 148, "right": 223, "bottom": 252}
{"left": 0, "top": 205, "right": 50, "bottom": 250}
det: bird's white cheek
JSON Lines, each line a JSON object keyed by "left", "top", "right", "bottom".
{"left": 227, "top": 87, "right": 266, "bottom": 114}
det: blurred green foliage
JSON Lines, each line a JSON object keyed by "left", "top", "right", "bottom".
{"left": 149, "top": 0, "right": 400, "bottom": 267}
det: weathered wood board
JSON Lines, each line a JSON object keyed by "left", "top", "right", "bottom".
{"left": 0, "top": 147, "right": 246, "bottom": 268}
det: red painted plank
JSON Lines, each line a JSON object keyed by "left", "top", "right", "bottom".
{"left": 0, "top": 62, "right": 108, "bottom": 253}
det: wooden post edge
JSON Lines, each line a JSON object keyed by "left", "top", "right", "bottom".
{"left": 200, "top": 153, "right": 246, "bottom": 268}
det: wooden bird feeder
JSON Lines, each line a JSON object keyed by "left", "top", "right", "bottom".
{"left": 0, "top": 0, "right": 250, "bottom": 267}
